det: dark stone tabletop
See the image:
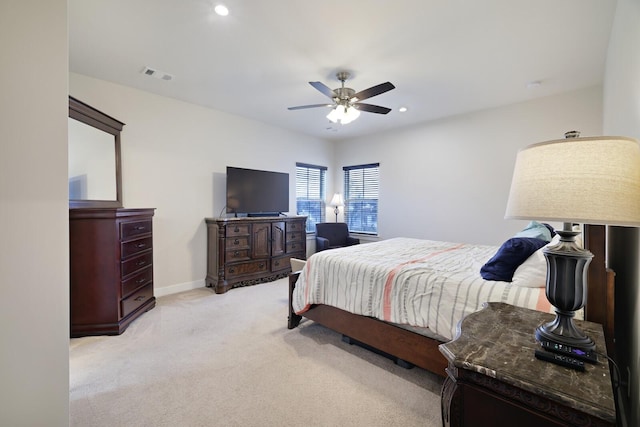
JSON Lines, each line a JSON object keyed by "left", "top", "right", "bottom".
{"left": 439, "top": 302, "right": 616, "bottom": 424}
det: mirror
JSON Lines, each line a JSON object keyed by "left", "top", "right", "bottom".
{"left": 68, "top": 96, "right": 124, "bottom": 208}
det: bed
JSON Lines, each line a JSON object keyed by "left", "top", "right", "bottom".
{"left": 287, "top": 224, "right": 615, "bottom": 377}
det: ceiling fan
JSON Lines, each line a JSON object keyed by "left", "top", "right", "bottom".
{"left": 288, "top": 71, "right": 395, "bottom": 124}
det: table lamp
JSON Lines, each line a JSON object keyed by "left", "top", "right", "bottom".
{"left": 505, "top": 133, "right": 640, "bottom": 350}
{"left": 329, "top": 193, "right": 344, "bottom": 222}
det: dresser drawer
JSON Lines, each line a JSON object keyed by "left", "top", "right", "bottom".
{"left": 271, "top": 256, "right": 292, "bottom": 273}
{"left": 121, "top": 283, "right": 154, "bottom": 317}
{"left": 121, "top": 236, "right": 153, "bottom": 259}
{"left": 225, "top": 224, "right": 250, "bottom": 237}
{"left": 286, "top": 241, "right": 304, "bottom": 253}
{"left": 226, "top": 236, "right": 250, "bottom": 250}
{"left": 122, "top": 252, "right": 153, "bottom": 278}
{"left": 287, "top": 221, "right": 304, "bottom": 233}
{"left": 121, "top": 220, "right": 152, "bottom": 240}
{"left": 286, "top": 231, "right": 303, "bottom": 242}
{"left": 121, "top": 266, "right": 153, "bottom": 297}
{"left": 225, "top": 249, "right": 250, "bottom": 262}
{"left": 225, "top": 260, "right": 268, "bottom": 279}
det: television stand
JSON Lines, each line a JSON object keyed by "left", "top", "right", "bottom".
{"left": 205, "top": 216, "right": 307, "bottom": 293}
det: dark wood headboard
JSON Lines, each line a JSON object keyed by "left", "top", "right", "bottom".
{"left": 584, "top": 224, "right": 616, "bottom": 355}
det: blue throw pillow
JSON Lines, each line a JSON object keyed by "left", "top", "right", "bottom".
{"left": 480, "top": 237, "right": 548, "bottom": 282}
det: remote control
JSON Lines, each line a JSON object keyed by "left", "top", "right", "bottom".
{"left": 538, "top": 339, "right": 598, "bottom": 364}
{"left": 535, "top": 349, "right": 585, "bottom": 371}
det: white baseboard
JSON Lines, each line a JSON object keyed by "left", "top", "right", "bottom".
{"left": 154, "top": 279, "right": 206, "bottom": 298}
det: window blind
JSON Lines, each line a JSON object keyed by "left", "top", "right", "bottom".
{"left": 343, "top": 163, "right": 379, "bottom": 234}
{"left": 296, "top": 162, "right": 327, "bottom": 233}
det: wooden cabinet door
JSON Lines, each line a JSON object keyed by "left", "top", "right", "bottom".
{"left": 271, "top": 221, "right": 286, "bottom": 257}
{"left": 251, "top": 222, "right": 271, "bottom": 258}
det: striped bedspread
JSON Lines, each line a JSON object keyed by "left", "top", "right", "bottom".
{"left": 292, "top": 237, "right": 553, "bottom": 341}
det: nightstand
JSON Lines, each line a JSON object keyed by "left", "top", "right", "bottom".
{"left": 439, "top": 302, "right": 616, "bottom": 427}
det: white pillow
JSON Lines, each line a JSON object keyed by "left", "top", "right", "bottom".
{"left": 510, "top": 252, "right": 547, "bottom": 287}
{"left": 510, "top": 234, "right": 560, "bottom": 287}
{"left": 509, "top": 228, "right": 589, "bottom": 288}
{"left": 573, "top": 224, "right": 584, "bottom": 248}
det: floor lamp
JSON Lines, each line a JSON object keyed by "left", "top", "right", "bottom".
{"left": 505, "top": 134, "right": 640, "bottom": 350}
{"left": 329, "top": 193, "right": 344, "bottom": 222}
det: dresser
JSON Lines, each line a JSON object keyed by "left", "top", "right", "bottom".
{"left": 70, "top": 208, "right": 156, "bottom": 337}
{"left": 205, "top": 216, "right": 306, "bottom": 293}
{"left": 439, "top": 302, "right": 616, "bottom": 427}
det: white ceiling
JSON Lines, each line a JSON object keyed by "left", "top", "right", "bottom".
{"left": 69, "top": 0, "right": 617, "bottom": 141}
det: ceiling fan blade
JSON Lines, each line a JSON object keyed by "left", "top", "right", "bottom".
{"left": 352, "top": 82, "right": 395, "bottom": 101}
{"left": 354, "top": 103, "right": 392, "bottom": 114}
{"left": 288, "top": 103, "right": 333, "bottom": 111}
{"left": 309, "top": 81, "right": 336, "bottom": 99}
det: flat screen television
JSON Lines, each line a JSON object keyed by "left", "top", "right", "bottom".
{"left": 226, "top": 166, "right": 289, "bottom": 216}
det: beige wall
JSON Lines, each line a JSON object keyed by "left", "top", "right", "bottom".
{"left": 0, "top": 1, "right": 70, "bottom": 425}
{"left": 602, "top": 0, "right": 640, "bottom": 425}
{"left": 70, "top": 73, "right": 333, "bottom": 295}
{"left": 334, "top": 86, "right": 603, "bottom": 245}
{"left": 71, "top": 74, "right": 605, "bottom": 299}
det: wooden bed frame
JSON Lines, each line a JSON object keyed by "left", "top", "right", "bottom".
{"left": 287, "top": 224, "right": 616, "bottom": 377}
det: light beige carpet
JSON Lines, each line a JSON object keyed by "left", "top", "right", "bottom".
{"left": 70, "top": 278, "right": 443, "bottom": 426}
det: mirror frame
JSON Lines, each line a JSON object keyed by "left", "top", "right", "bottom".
{"left": 68, "top": 96, "right": 125, "bottom": 208}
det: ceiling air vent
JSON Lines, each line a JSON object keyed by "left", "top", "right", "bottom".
{"left": 142, "top": 66, "right": 156, "bottom": 76}
{"left": 141, "top": 66, "right": 174, "bottom": 81}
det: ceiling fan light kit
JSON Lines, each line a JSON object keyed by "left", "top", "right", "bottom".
{"left": 289, "top": 71, "right": 395, "bottom": 125}
{"left": 326, "top": 104, "right": 360, "bottom": 124}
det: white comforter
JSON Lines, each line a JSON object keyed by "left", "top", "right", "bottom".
{"left": 292, "top": 237, "right": 553, "bottom": 341}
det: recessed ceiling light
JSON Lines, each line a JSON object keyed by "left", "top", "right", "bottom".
{"left": 398, "top": 107, "right": 408, "bottom": 113}
{"left": 214, "top": 4, "right": 229, "bottom": 16}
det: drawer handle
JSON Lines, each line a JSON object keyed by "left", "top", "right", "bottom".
{"left": 233, "top": 251, "right": 239, "bottom": 257}
{"left": 134, "top": 295, "right": 146, "bottom": 302}
{"left": 234, "top": 227, "right": 239, "bottom": 232}
{"left": 258, "top": 263, "right": 265, "bottom": 268}
{"left": 136, "top": 260, "right": 146, "bottom": 266}
{"left": 291, "top": 234, "right": 296, "bottom": 239}
{"left": 136, "top": 278, "right": 146, "bottom": 284}
{"left": 229, "top": 268, "right": 235, "bottom": 273}
{"left": 274, "top": 260, "right": 280, "bottom": 266}
{"left": 135, "top": 243, "right": 147, "bottom": 248}
{"left": 135, "top": 226, "right": 146, "bottom": 231}
{"left": 234, "top": 239, "right": 239, "bottom": 245}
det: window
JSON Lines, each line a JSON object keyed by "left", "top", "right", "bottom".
{"left": 343, "top": 163, "right": 379, "bottom": 234}
{"left": 296, "top": 163, "right": 327, "bottom": 233}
